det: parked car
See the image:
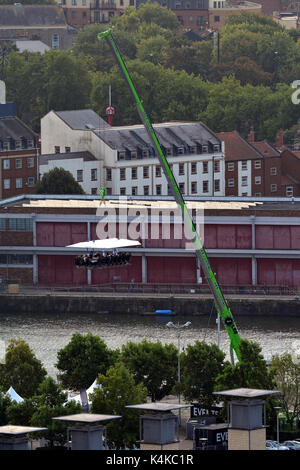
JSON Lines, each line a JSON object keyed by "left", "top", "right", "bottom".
{"left": 266, "top": 440, "right": 289, "bottom": 450}
{"left": 282, "top": 440, "right": 300, "bottom": 450}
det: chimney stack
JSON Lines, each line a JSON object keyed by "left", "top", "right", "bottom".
{"left": 276, "top": 128, "right": 284, "bottom": 148}
{"left": 247, "top": 125, "right": 255, "bottom": 143}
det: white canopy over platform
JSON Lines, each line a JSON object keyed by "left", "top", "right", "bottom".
{"left": 66, "top": 238, "right": 141, "bottom": 250}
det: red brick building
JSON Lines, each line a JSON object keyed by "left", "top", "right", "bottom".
{"left": 0, "top": 105, "right": 39, "bottom": 199}
{"left": 218, "top": 130, "right": 300, "bottom": 198}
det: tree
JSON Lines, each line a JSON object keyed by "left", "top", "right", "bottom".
{"left": 35, "top": 167, "right": 85, "bottom": 195}
{"left": 215, "top": 339, "right": 276, "bottom": 391}
{"left": 0, "top": 338, "right": 47, "bottom": 398}
{"left": 271, "top": 352, "right": 300, "bottom": 430}
{"left": 90, "top": 362, "right": 147, "bottom": 449}
{"left": 121, "top": 339, "right": 178, "bottom": 401}
{"left": 30, "top": 377, "right": 82, "bottom": 447}
{"left": 180, "top": 341, "right": 225, "bottom": 405}
{"left": 0, "top": 392, "right": 11, "bottom": 425}
{"left": 56, "top": 332, "right": 118, "bottom": 391}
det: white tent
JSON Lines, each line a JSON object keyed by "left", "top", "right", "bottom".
{"left": 65, "top": 380, "right": 101, "bottom": 407}
{"left": 66, "top": 238, "right": 141, "bottom": 250}
{"left": 6, "top": 386, "right": 24, "bottom": 403}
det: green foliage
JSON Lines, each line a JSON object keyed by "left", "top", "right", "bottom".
{"left": 90, "top": 362, "right": 147, "bottom": 449}
{"left": 6, "top": 398, "right": 38, "bottom": 426}
{"left": 0, "top": 0, "right": 55, "bottom": 3}
{"left": 215, "top": 339, "right": 276, "bottom": 391}
{"left": 121, "top": 339, "right": 178, "bottom": 401}
{"left": 56, "top": 332, "right": 118, "bottom": 391}
{"left": 0, "top": 338, "right": 47, "bottom": 398}
{"left": 35, "top": 167, "right": 85, "bottom": 195}
{"left": 270, "top": 352, "right": 300, "bottom": 430}
{"left": 180, "top": 341, "right": 225, "bottom": 405}
{"left": 0, "top": 392, "right": 11, "bottom": 425}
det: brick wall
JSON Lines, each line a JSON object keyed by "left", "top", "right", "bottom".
{"left": 0, "top": 267, "right": 33, "bottom": 284}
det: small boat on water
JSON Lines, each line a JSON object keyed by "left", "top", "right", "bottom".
{"left": 140, "top": 309, "right": 176, "bottom": 316}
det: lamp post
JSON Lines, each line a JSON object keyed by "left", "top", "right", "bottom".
{"left": 274, "top": 406, "right": 281, "bottom": 445}
{"left": 166, "top": 321, "right": 191, "bottom": 425}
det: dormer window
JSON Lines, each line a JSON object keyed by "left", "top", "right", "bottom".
{"left": 131, "top": 151, "right": 137, "bottom": 159}
{"left": 213, "top": 144, "right": 220, "bottom": 152}
{"left": 3, "top": 141, "right": 10, "bottom": 151}
{"left": 189, "top": 146, "right": 196, "bottom": 154}
{"left": 202, "top": 145, "right": 208, "bottom": 153}
{"left": 177, "top": 147, "right": 184, "bottom": 155}
{"left": 118, "top": 151, "right": 125, "bottom": 160}
{"left": 15, "top": 140, "right": 22, "bottom": 150}
{"left": 142, "top": 149, "right": 148, "bottom": 158}
{"left": 166, "top": 148, "right": 172, "bottom": 156}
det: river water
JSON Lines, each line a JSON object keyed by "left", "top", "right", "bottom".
{"left": 0, "top": 312, "right": 300, "bottom": 379}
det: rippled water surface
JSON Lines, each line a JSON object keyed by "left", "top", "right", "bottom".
{"left": 1, "top": 312, "right": 300, "bottom": 378}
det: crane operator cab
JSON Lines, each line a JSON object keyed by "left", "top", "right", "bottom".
{"left": 67, "top": 238, "right": 141, "bottom": 270}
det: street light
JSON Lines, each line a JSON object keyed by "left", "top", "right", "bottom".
{"left": 274, "top": 406, "right": 281, "bottom": 445}
{"left": 166, "top": 321, "right": 192, "bottom": 425}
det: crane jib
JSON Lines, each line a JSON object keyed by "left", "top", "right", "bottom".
{"left": 98, "top": 29, "right": 242, "bottom": 363}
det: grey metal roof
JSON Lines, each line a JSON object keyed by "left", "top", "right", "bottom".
{"left": 94, "top": 122, "right": 221, "bottom": 151}
{"left": 16, "top": 40, "right": 50, "bottom": 54}
{"left": 39, "top": 151, "right": 96, "bottom": 165}
{"left": 213, "top": 388, "right": 280, "bottom": 399}
{"left": 0, "top": 5, "right": 67, "bottom": 26}
{"left": 56, "top": 109, "right": 109, "bottom": 131}
{"left": 0, "top": 116, "right": 36, "bottom": 140}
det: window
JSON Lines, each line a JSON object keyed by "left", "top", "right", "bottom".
{"left": 4, "top": 178, "right": 10, "bottom": 189}
{"left": 213, "top": 144, "right": 220, "bottom": 152}
{"left": 143, "top": 167, "right": 149, "bottom": 179}
{"left": 197, "top": 15, "right": 204, "bottom": 25}
{"left": 179, "top": 163, "right": 185, "bottom": 175}
{"left": 72, "top": 11, "right": 77, "bottom": 18}
{"left": 15, "top": 158, "right": 22, "bottom": 169}
{"left": 132, "top": 186, "right": 137, "bottom": 196}
{"left": 106, "top": 168, "right": 112, "bottom": 181}
{"left": 270, "top": 167, "right": 277, "bottom": 176}
{"left": 0, "top": 219, "right": 5, "bottom": 231}
{"left": 8, "top": 218, "right": 33, "bottom": 231}
{"left": 142, "top": 149, "right": 148, "bottom": 158}
{"left": 189, "top": 16, "right": 193, "bottom": 23}
{"left": 120, "top": 168, "right": 126, "bottom": 180}
{"left": 214, "top": 16, "right": 220, "bottom": 22}
{"left": 77, "top": 170, "right": 83, "bottom": 182}
{"left": 118, "top": 151, "right": 125, "bottom": 160}
{"left": 54, "top": 146, "right": 60, "bottom": 154}
{"left": 254, "top": 160, "right": 261, "bottom": 169}
{"left": 144, "top": 185, "right": 149, "bottom": 196}
{"left": 166, "top": 148, "right": 172, "bottom": 156}
{"left": 27, "top": 177, "right": 35, "bottom": 186}
{"left": 255, "top": 193, "right": 261, "bottom": 197}
{"left": 214, "top": 179, "right": 220, "bottom": 192}
{"left": 3, "top": 141, "right": 10, "bottom": 151}
{"left": 131, "top": 151, "right": 137, "bottom": 159}
{"left": 241, "top": 176, "right": 248, "bottom": 186}
{"left": 271, "top": 184, "right": 277, "bottom": 192}
{"left": 203, "top": 180, "right": 209, "bottom": 193}
{"left": 191, "top": 182, "right": 197, "bottom": 194}
{"left": 27, "top": 140, "right": 34, "bottom": 149}
{"left": 227, "top": 162, "right": 234, "bottom": 171}
{"left": 91, "top": 168, "right": 97, "bottom": 181}
{"left": 3, "top": 159, "right": 10, "bottom": 170}
{"left": 91, "top": 187, "right": 98, "bottom": 195}
{"left": 228, "top": 178, "right": 234, "bottom": 187}
{"left": 131, "top": 167, "right": 137, "bottom": 179}
{"left": 202, "top": 145, "right": 208, "bottom": 153}
{"left": 286, "top": 186, "right": 293, "bottom": 197}
{"left": 120, "top": 187, "right": 126, "bottom": 195}
{"left": 156, "top": 184, "right": 162, "bottom": 196}
{"left": 179, "top": 182, "right": 185, "bottom": 194}
{"left": 202, "top": 161, "right": 208, "bottom": 173}
{"left": 72, "top": 0, "right": 77, "bottom": 4}
{"left": 189, "top": 146, "right": 196, "bottom": 154}
{"left": 255, "top": 176, "right": 261, "bottom": 185}
{"left": 155, "top": 166, "right": 161, "bottom": 178}
{"left": 52, "top": 33, "right": 60, "bottom": 49}
{"left": 27, "top": 157, "right": 34, "bottom": 168}
{"left": 82, "top": 0, "right": 86, "bottom": 4}
{"left": 214, "top": 160, "right": 220, "bottom": 172}
{"left": 0, "top": 254, "right": 33, "bottom": 265}
{"left": 15, "top": 140, "right": 22, "bottom": 150}
{"left": 191, "top": 163, "right": 197, "bottom": 174}
{"left": 65, "top": 147, "right": 71, "bottom": 153}
{"left": 16, "top": 178, "right": 22, "bottom": 189}
{"left": 129, "top": 0, "right": 134, "bottom": 5}
{"left": 106, "top": 187, "right": 112, "bottom": 196}
{"left": 241, "top": 161, "right": 248, "bottom": 171}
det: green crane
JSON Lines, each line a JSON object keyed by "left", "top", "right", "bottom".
{"left": 98, "top": 29, "right": 242, "bottom": 363}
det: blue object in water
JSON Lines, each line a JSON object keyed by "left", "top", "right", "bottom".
{"left": 155, "top": 309, "right": 174, "bottom": 315}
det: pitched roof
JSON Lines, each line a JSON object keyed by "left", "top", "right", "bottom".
{"left": 251, "top": 141, "right": 281, "bottom": 158}
{"left": 217, "top": 131, "right": 262, "bottom": 161}
{"left": 0, "top": 116, "right": 36, "bottom": 141}
{"left": 55, "top": 109, "right": 109, "bottom": 131}
{"left": 94, "top": 122, "right": 221, "bottom": 151}
{"left": 0, "top": 5, "right": 67, "bottom": 27}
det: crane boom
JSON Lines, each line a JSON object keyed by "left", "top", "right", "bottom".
{"left": 98, "top": 29, "right": 242, "bottom": 362}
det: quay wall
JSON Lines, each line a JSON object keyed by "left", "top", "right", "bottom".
{"left": 0, "top": 294, "right": 299, "bottom": 316}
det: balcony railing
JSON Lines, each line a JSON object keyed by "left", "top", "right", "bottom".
{"left": 90, "top": 2, "right": 116, "bottom": 9}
